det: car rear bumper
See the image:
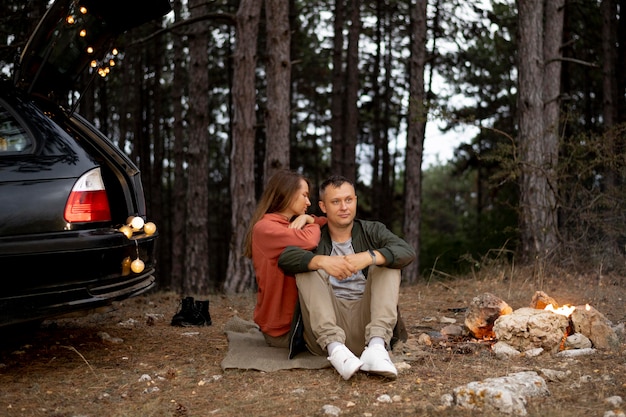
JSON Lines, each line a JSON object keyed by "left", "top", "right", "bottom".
{"left": 0, "top": 228, "right": 158, "bottom": 327}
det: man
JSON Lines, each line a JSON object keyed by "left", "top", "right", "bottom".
{"left": 278, "top": 175, "right": 416, "bottom": 380}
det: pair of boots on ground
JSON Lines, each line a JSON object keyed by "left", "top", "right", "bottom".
{"left": 171, "top": 296, "right": 212, "bottom": 326}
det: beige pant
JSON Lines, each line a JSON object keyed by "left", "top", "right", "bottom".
{"left": 295, "top": 266, "right": 400, "bottom": 357}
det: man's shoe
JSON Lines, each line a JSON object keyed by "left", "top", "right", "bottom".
{"left": 327, "top": 345, "right": 363, "bottom": 380}
{"left": 359, "top": 344, "right": 398, "bottom": 379}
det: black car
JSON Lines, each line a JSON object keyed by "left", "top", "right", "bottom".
{"left": 0, "top": 0, "right": 171, "bottom": 327}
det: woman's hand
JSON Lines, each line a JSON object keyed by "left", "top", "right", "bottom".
{"left": 289, "top": 214, "right": 314, "bottom": 229}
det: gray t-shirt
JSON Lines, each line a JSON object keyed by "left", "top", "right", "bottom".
{"left": 329, "top": 239, "right": 366, "bottom": 300}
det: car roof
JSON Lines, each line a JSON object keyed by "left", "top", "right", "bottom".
{"left": 16, "top": 0, "right": 172, "bottom": 99}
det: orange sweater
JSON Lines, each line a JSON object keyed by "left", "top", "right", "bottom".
{"left": 251, "top": 213, "right": 326, "bottom": 336}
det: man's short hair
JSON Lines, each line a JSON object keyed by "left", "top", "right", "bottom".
{"left": 320, "top": 175, "right": 354, "bottom": 199}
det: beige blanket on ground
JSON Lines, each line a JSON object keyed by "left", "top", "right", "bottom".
{"left": 221, "top": 316, "right": 330, "bottom": 372}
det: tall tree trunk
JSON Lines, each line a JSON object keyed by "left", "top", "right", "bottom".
{"left": 381, "top": 10, "right": 393, "bottom": 227}
{"left": 150, "top": 22, "right": 166, "bottom": 289}
{"left": 403, "top": 0, "right": 427, "bottom": 284}
{"left": 170, "top": 0, "right": 187, "bottom": 292}
{"left": 184, "top": 0, "right": 211, "bottom": 295}
{"left": 371, "top": 2, "right": 393, "bottom": 226}
{"left": 601, "top": 0, "right": 619, "bottom": 188}
{"left": 341, "top": 0, "right": 360, "bottom": 183}
{"left": 330, "top": 0, "right": 346, "bottom": 177}
{"left": 542, "top": 0, "right": 563, "bottom": 246}
{"left": 517, "top": 0, "right": 558, "bottom": 261}
{"left": 617, "top": 0, "right": 626, "bottom": 123}
{"left": 264, "top": 0, "right": 291, "bottom": 181}
{"left": 370, "top": 0, "right": 383, "bottom": 220}
{"left": 224, "top": 0, "right": 262, "bottom": 293}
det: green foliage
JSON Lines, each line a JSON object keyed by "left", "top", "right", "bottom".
{"left": 420, "top": 147, "right": 519, "bottom": 276}
{"left": 557, "top": 125, "right": 626, "bottom": 272}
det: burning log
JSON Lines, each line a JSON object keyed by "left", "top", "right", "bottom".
{"left": 464, "top": 293, "right": 513, "bottom": 339}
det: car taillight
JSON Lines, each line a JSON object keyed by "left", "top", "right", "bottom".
{"left": 64, "top": 167, "right": 112, "bottom": 223}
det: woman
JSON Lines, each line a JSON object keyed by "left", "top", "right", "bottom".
{"left": 244, "top": 170, "right": 326, "bottom": 348}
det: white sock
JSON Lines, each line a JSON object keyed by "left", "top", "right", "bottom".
{"left": 368, "top": 337, "right": 385, "bottom": 348}
{"left": 327, "top": 342, "right": 342, "bottom": 356}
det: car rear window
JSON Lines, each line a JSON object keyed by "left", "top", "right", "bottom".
{"left": 0, "top": 103, "right": 33, "bottom": 154}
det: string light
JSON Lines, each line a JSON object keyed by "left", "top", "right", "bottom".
{"left": 117, "top": 218, "right": 157, "bottom": 274}
{"left": 64, "top": 4, "right": 119, "bottom": 79}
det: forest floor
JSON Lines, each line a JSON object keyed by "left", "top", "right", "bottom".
{"left": 0, "top": 265, "right": 625, "bottom": 417}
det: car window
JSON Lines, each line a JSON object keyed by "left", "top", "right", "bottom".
{"left": 0, "top": 103, "right": 33, "bottom": 154}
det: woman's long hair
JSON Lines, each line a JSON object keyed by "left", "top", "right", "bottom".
{"left": 243, "top": 170, "right": 310, "bottom": 258}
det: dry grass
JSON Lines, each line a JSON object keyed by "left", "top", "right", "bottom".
{"left": 1, "top": 265, "right": 625, "bottom": 417}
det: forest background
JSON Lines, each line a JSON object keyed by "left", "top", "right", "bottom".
{"left": 1, "top": 0, "right": 625, "bottom": 295}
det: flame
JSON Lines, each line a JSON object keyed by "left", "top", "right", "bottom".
{"left": 544, "top": 303, "right": 576, "bottom": 317}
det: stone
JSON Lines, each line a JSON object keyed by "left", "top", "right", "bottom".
{"left": 605, "top": 396, "right": 623, "bottom": 407}
{"left": 493, "top": 307, "right": 569, "bottom": 353}
{"left": 441, "top": 324, "right": 466, "bottom": 337}
{"left": 465, "top": 293, "right": 513, "bottom": 339}
{"left": 443, "top": 371, "right": 549, "bottom": 415}
{"left": 565, "top": 333, "right": 592, "bottom": 349}
{"left": 530, "top": 291, "right": 559, "bottom": 310}
{"left": 417, "top": 333, "right": 432, "bottom": 346}
{"left": 492, "top": 341, "right": 521, "bottom": 359}
{"left": 570, "top": 305, "right": 620, "bottom": 351}
{"left": 555, "top": 347, "right": 596, "bottom": 358}
{"left": 523, "top": 347, "right": 544, "bottom": 357}
{"left": 540, "top": 368, "right": 571, "bottom": 382}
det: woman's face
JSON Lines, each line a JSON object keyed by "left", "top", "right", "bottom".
{"left": 285, "top": 179, "right": 311, "bottom": 218}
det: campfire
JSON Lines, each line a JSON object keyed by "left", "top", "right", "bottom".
{"left": 544, "top": 303, "right": 577, "bottom": 317}
{"left": 461, "top": 291, "right": 620, "bottom": 356}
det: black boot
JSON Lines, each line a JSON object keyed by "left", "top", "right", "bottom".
{"left": 171, "top": 296, "right": 196, "bottom": 326}
{"left": 195, "top": 300, "right": 212, "bottom": 326}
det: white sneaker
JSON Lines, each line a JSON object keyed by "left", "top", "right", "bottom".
{"left": 327, "top": 344, "right": 363, "bottom": 380}
{"left": 359, "top": 344, "right": 398, "bottom": 379}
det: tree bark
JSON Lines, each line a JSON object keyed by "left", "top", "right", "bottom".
{"left": 542, "top": 0, "right": 563, "bottom": 244}
{"left": 224, "top": 0, "right": 261, "bottom": 293}
{"left": 341, "top": 0, "right": 360, "bottom": 183}
{"left": 150, "top": 26, "right": 165, "bottom": 288}
{"left": 403, "top": 0, "right": 427, "bottom": 284}
{"left": 169, "top": 0, "right": 186, "bottom": 292}
{"left": 330, "top": 0, "right": 346, "bottom": 177}
{"left": 264, "top": 0, "right": 291, "bottom": 181}
{"left": 601, "top": 0, "right": 619, "bottom": 188}
{"left": 184, "top": 0, "right": 211, "bottom": 294}
{"left": 517, "top": 0, "right": 558, "bottom": 261}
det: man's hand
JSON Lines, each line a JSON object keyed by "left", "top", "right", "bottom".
{"left": 309, "top": 255, "right": 358, "bottom": 280}
{"left": 342, "top": 251, "right": 376, "bottom": 271}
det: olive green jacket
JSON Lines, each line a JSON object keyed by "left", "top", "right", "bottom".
{"left": 278, "top": 219, "right": 416, "bottom": 275}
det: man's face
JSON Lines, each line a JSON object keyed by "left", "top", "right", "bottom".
{"left": 319, "top": 182, "right": 357, "bottom": 229}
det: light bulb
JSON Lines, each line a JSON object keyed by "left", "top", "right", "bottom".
{"left": 144, "top": 222, "right": 157, "bottom": 235}
{"left": 119, "top": 225, "right": 133, "bottom": 239}
{"left": 121, "top": 257, "right": 131, "bottom": 276}
{"left": 131, "top": 258, "right": 145, "bottom": 273}
{"left": 131, "top": 216, "right": 144, "bottom": 230}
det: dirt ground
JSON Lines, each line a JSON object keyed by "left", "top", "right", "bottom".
{"left": 1, "top": 266, "right": 625, "bottom": 417}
